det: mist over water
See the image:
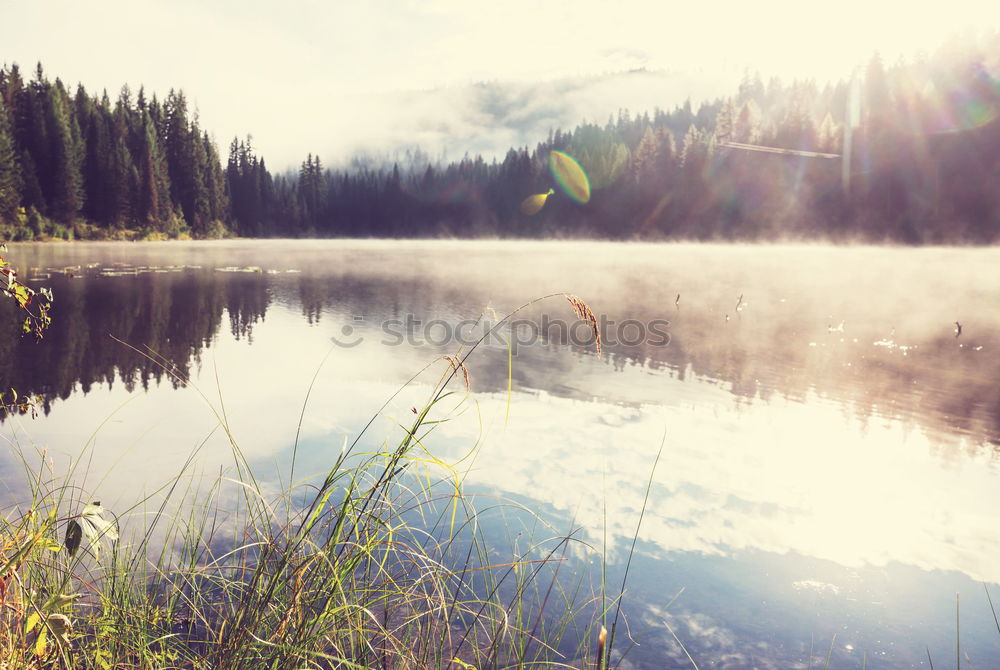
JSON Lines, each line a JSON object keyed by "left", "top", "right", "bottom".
{"left": 2, "top": 240, "right": 999, "bottom": 668}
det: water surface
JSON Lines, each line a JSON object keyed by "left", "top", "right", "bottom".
{"left": 2, "top": 240, "right": 999, "bottom": 668}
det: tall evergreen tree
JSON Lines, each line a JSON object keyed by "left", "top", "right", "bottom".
{"left": 79, "top": 90, "right": 115, "bottom": 224}
{"left": 203, "top": 131, "right": 227, "bottom": 224}
{"left": 44, "top": 79, "right": 84, "bottom": 222}
{"left": 0, "top": 101, "right": 22, "bottom": 220}
{"left": 136, "top": 111, "right": 162, "bottom": 227}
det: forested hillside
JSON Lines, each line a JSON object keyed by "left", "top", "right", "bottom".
{"left": 2, "top": 39, "right": 1000, "bottom": 242}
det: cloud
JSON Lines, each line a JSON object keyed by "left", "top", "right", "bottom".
{"left": 601, "top": 47, "right": 650, "bottom": 70}
{"left": 426, "top": 384, "right": 1000, "bottom": 583}
{"left": 320, "top": 69, "right": 725, "bottom": 169}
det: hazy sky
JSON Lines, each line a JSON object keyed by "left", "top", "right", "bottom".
{"left": 5, "top": 0, "right": 999, "bottom": 169}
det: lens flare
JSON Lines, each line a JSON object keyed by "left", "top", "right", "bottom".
{"left": 935, "top": 98, "right": 998, "bottom": 133}
{"left": 549, "top": 151, "right": 591, "bottom": 204}
{"left": 924, "top": 72, "right": 1000, "bottom": 135}
{"left": 520, "top": 188, "right": 554, "bottom": 216}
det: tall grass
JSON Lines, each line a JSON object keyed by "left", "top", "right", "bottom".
{"left": 0, "top": 294, "right": 641, "bottom": 669}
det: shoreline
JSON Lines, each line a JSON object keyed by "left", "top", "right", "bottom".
{"left": 7, "top": 236, "right": 1000, "bottom": 252}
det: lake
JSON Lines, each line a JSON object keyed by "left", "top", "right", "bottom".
{"left": 2, "top": 240, "right": 1000, "bottom": 668}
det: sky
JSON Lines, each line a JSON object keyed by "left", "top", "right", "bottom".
{"left": 5, "top": 0, "right": 1000, "bottom": 170}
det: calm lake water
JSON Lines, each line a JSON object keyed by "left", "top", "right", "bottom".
{"left": 2, "top": 240, "right": 1000, "bottom": 668}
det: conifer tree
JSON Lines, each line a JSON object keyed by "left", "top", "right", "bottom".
{"left": 203, "top": 131, "right": 227, "bottom": 224}
{"left": 715, "top": 99, "right": 736, "bottom": 145}
{"left": 136, "top": 111, "right": 162, "bottom": 227}
{"left": 187, "top": 119, "right": 212, "bottom": 235}
{"left": 111, "top": 90, "right": 138, "bottom": 226}
{"left": 0, "top": 101, "right": 23, "bottom": 220}
{"left": 79, "top": 90, "right": 115, "bottom": 224}
{"left": 44, "top": 79, "right": 84, "bottom": 222}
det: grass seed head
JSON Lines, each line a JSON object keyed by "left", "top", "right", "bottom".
{"left": 565, "top": 294, "right": 602, "bottom": 355}
{"left": 443, "top": 355, "right": 472, "bottom": 390}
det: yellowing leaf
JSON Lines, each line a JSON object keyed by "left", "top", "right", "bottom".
{"left": 47, "top": 613, "right": 72, "bottom": 645}
{"left": 25, "top": 612, "right": 41, "bottom": 634}
{"left": 34, "top": 627, "right": 47, "bottom": 657}
{"left": 519, "top": 188, "right": 554, "bottom": 216}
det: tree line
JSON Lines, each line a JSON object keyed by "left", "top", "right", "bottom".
{"left": 3, "top": 39, "right": 1000, "bottom": 243}
{"left": 0, "top": 63, "right": 226, "bottom": 239}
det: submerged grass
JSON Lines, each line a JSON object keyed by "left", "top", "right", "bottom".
{"left": 0, "top": 294, "right": 643, "bottom": 669}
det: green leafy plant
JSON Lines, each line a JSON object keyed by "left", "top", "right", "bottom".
{"left": 0, "top": 243, "right": 53, "bottom": 339}
{"left": 1, "top": 243, "right": 53, "bottom": 418}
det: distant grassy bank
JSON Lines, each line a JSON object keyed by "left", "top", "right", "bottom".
{"left": 0, "top": 208, "right": 229, "bottom": 243}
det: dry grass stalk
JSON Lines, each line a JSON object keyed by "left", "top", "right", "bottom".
{"left": 596, "top": 625, "right": 607, "bottom": 670}
{"left": 443, "top": 355, "right": 472, "bottom": 390}
{"left": 564, "top": 294, "right": 603, "bottom": 354}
